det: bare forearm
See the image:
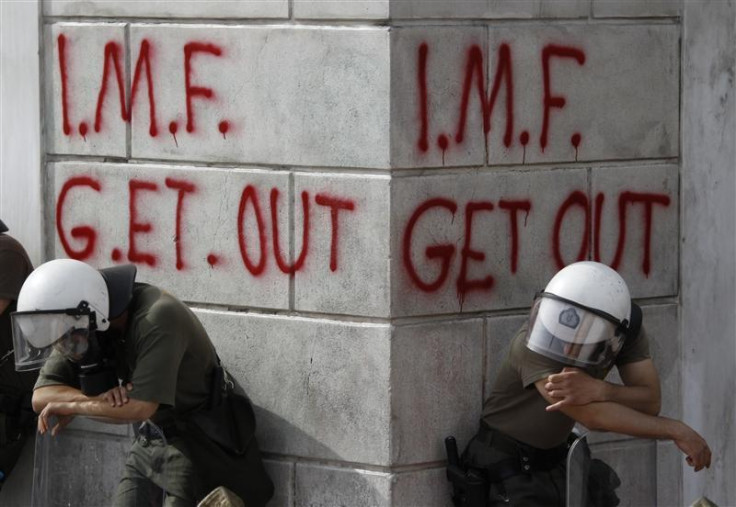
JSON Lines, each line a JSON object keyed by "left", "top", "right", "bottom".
{"left": 36, "top": 387, "right": 159, "bottom": 433}
{"left": 536, "top": 378, "right": 710, "bottom": 470}
{"left": 568, "top": 400, "right": 678, "bottom": 439}
{"left": 33, "top": 385, "right": 90, "bottom": 413}
{"left": 59, "top": 399, "right": 156, "bottom": 424}
{"left": 562, "top": 400, "right": 710, "bottom": 470}
{"left": 602, "top": 382, "right": 661, "bottom": 416}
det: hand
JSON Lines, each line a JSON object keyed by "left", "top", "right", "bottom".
{"left": 544, "top": 367, "right": 605, "bottom": 412}
{"left": 38, "top": 402, "right": 76, "bottom": 436}
{"left": 674, "top": 425, "right": 712, "bottom": 472}
{"left": 100, "top": 383, "right": 133, "bottom": 407}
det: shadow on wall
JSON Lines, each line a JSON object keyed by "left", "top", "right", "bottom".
{"left": 254, "top": 402, "right": 423, "bottom": 506}
{"left": 254, "top": 405, "right": 345, "bottom": 463}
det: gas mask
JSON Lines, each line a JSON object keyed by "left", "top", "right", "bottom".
{"left": 12, "top": 301, "right": 119, "bottom": 396}
{"left": 55, "top": 327, "right": 118, "bottom": 396}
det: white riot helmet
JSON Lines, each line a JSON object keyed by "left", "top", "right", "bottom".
{"left": 11, "top": 259, "right": 136, "bottom": 371}
{"left": 525, "top": 261, "right": 632, "bottom": 368}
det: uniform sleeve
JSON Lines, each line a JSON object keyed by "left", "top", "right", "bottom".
{"left": 614, "top": 324, "right": 651, "bottom": 367}
{"left": 34, "top": 352, "right": 80, "bottom": 390}
{"left": 0, "top": 249, "right": 29, "bottom": 301}
{"left": 509, "top": 324, "right": 567, "bottom": 388}
{"left": 128, "top": 322, "right": 186, "bottom": 407}
{"left": 519, "top": 347, "right": 567, "bottom": 389}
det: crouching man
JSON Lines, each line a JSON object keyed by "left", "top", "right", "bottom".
{"left": 12, "top": 259, "right": 274, "bottom": 506}
{"left": 459, "top": 261, "right": 711, "bottom": 506}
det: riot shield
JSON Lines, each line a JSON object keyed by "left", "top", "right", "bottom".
{"left": 566, "top": 431, "right": 590, "bottom": 507}
{"left": 32, "top": 418, "right": 168, "bottom": 506}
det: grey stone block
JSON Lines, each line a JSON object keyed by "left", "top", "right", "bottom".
{"left": 656, "top": 441, "right": 682, "bottom": 507}
{"left": 51, "top": 162, "right": 292, "bottom": 310}
{"left": 391, "top": 319, "right": 484, "bottom": 465}
{"left": 129, "top": 25, "right": 390, "bottom": 168}
{"left": 295, "top": 463, "right": 391, "bottom": 507}
{"left": 45, "top": 23, "right": 128, "bottom": 158}
{"left": 391, "top": 168, "right": 588, "bottom": 316}
{"left": 485, "top": 314, "right": 528, "bottom": 400}
{"left": 392, "top": 467, "right": 453, "bottom": 507}
{"left": 390, "top": 26, "right": 488, "bottom": 169}
{"left": 295, "top": 464, "right": 455, "bottom": 507}
{"left": 295, "top": 0, "right": 389, "bottom": 19}
{"left": 593, "top": 0, "right": 680, "bottom": 18}
{"left": 44, "top": 0, "right": 288, "bottom": 18}
{"left": 263, "top": 459, "right": 294, "bottom": 507}
{"left": 643, "top": 304, "right": 680, "bottom": 420}
{"left": 592, "top": 164, "right": 679, "bottom": 299}
{"left": 390, "top": 24, "right": 678, "bottom": 169}
{"left": 195, "top": 310, "right": 393, "bottom": 465}
{"left": 389, "top": 0, "right": 588, "bottom": 19}
{"left": 539, "top": 0, "right": 589, "bottom": 18}
{"left": 390, "top": 0, "right": 491, "bottom": 19}
{"left": 294, "top": 173, "right": 391, "bottom": 317}
{"left": 485, "top": 25, "right": 679, "bottom": 166}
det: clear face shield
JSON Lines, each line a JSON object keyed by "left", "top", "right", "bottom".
{"left": 525, "top": 292, "right": 629, "bottom": 368}
{"left": 11, "top": 307, "right": 96, "bottom": 371}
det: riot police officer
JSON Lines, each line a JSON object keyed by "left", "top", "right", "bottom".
{"left": 455, "top": 261, "right": 711, "bottom": 506}
{"left": 12, "top": 258, "right": 273, "bottom": 506}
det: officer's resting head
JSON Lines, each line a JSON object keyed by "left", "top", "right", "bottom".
{"left": 525, "top": 261, "right": 635, "bottom": 369}
{"left": 11, "top": 259, "right": 137, "bottom": 393}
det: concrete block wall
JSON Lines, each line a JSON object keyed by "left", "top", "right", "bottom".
{"left": 32, "top": 1, "right": 696, "bottom": 505}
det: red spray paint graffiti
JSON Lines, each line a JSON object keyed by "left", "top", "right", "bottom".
{"left": 402, "top": 188, "right": 671, "bottom": 297}
{"left": 594, "top": 191, "right": 671, "bottom": 276}
{"left": 128, "top": 180, "right": 159, "bottom": 267}
{"left": 56, "top": 34, "right": 229, "bottom": 141}
{"left": 499, "top": 199, "right": 532, "bottom": 274}
{"left": 57, "top": 176, "right": 358, "bottom": 277}
{"left": 541, "top": 45, "right": 586, "bottom": 152}
{"left": 457, "top": 201, "right": 496, "bottom": 299}
{"left": 271, "top": 188, "right": 310, "bottom": 275}
{"left": 57, "top": 34, "right": 72, "bottom": 136}
{"left": 455, "top": 44, "right": 513, "bottom": 147}
{"left": 237, "top": 185, "right": 268, "bottom": 276}
{"left": 416, "top": 41, "right": 586, "bottom": 158}
{"left": 55, "top": 34, "right": 594, "bottom": 158}
{"left": 402, "top": 198, "right": 458, "bottom": 292}
{"left": 94, "top": 41, "right": 128, "bottom": 133}
{"left": 165, "top": 177, "right": 197, "bottom": 270}
{"left": 552, "top": 190, "right": 590, "bottom": 270}
{"left": 183, "top": 42, "right": 223, "bottom": 133}
{"left": 130, "top": 39, "right": 158, "bottom": 137}
{"left": 57, "top": 174, "right": 670, "bottom": 297}
{"left": 56, "top": 176, "right": 102, "bottom": 260}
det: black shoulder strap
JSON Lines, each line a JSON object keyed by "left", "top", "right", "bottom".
{"left": 628, "top": 302, "right": 643, "bottom": 341}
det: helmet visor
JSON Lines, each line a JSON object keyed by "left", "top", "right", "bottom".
{"left": 11, "top": 312, "right": 91, "bottom": 371}
{"left": 525, "top": 295, "right": 625, "bottom": 367}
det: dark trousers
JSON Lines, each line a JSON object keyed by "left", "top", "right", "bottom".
{"left": 461, "top": 423, "right": 568, "bottom": 507}
{"left": 114, "top": 434, "right": 206, "bottom": 507}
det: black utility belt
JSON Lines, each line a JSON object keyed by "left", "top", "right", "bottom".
{"left": 478, "top": 423, "right": 568, "bottom": 475}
